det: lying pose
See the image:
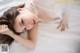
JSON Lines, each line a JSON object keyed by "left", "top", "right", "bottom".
{"left": 0, "top": 0, "right": 68, "bottom": 53}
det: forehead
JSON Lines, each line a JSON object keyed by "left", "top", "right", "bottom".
{"left": 15, "top": 13, "right": 26, "bottom": 23}
{"left": 14, "top": 14, "right": 22, "bottom": 27}
{"left": 14, "top": 15, "right": 26, "bottom": 27}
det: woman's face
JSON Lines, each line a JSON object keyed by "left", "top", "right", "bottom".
{"left": 14, "top": 8, "right": 39, "bottom": 33}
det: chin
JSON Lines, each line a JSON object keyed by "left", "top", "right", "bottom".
{"left": 27, "top": 26, "right": 33, "bottom": 30}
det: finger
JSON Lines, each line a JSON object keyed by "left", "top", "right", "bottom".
{"left": 63, "top": 27, "right": 65, "bottom": 31}
{"left": 63, "top": 24, "right": 68, "bottom": 31}
{"left": 0, "top": 28, "right": 8, "bottom": 33}
{"left": 61, "top": 25, "right": 63, "bottom": 31}
{"left": 61, "top": 24, "right": 65, "bottom": 31}
{"left": 57, "top": 24, "right": 61, "bottom": 29}
{"left": 63, "top": 25, "right": 66, "bottom": 31}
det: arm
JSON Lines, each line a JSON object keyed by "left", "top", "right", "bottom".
{"left": 0, "top": 21, "right": 38, "bottom": 49}
{"left": 9, "top": 23, "right": 38, "bottom": 49}
{"left": 37, "top": 6, "right": 58, "bottom": 21}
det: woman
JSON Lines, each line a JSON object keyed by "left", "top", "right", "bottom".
{"left": 0, "top": 0, "right": 68, "bottom": 53}
{"left": 0, "top": 3, "right": 40, "bottom": 53}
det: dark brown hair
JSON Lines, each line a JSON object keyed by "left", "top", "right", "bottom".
{"left": 0, "top": 4, "right": 25, "bottom": 45}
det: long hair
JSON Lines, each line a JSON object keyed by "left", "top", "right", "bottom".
{"left": 0, "top": 4, "right": 25, "bottom": 45}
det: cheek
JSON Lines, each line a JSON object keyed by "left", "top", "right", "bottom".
{"left": 16, "top": 27, "right": 23, "bottom": 32}
{"left": 26, "top": 24, "right": 34, "bottom": 30}
{"left": 14, "top": 24, "right": 23, "bottom": 32}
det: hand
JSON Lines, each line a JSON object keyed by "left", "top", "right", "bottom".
{"left": 0, "top": 28, "right": 8, "bottom": 33}
{"left": 57, "top": 18, "right": 68, "bottom": 31}
{"left": 0, "top": 27, "right": 13, "bottom": 36}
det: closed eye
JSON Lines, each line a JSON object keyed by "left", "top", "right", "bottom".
{"left": 21, "top": 19, "right": 24, "bottom": 25}
{"left": 19, "top": 19, "right": 24, "bottom": 27}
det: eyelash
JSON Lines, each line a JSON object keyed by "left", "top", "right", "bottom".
{"left": 21, "top": 19, "right": 24, "bottom": 25}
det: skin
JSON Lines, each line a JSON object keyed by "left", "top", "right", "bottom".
{"left": 0, "top": 7, "right": 39, "bottom": 49}
{"left": 34, "top": 0, "right": 68, "bottom": 31}
{"left": 14, "top": 7, "right": 39, "bottom": 32}
{"left": 0, "top": 5, "right": 68, "bottom": 49}
{"left": 37, "top": 6, "right": 68, "bottom": 31}
{"left": 12, "top": 7, "right": 68, "bottom": 49}
{"left": 57, "top": 11, "right": 68, "bottom": 31}
{"left": 12, "top": 8, "right": 39, "bottom": 49}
